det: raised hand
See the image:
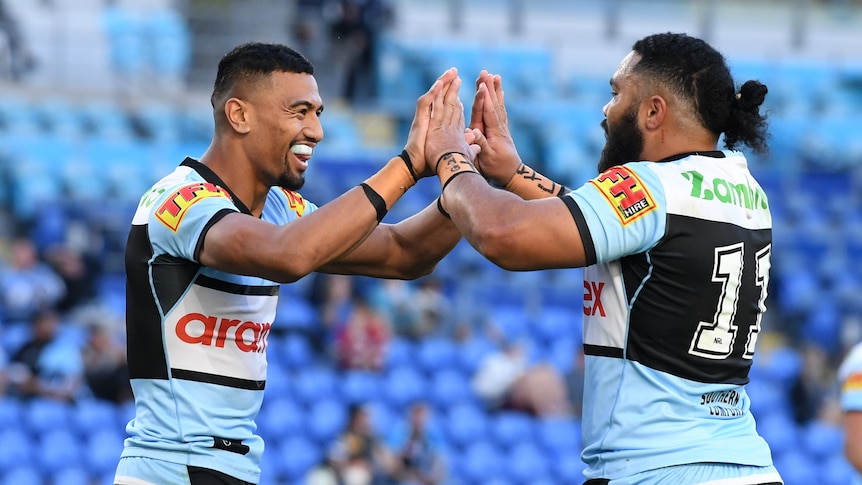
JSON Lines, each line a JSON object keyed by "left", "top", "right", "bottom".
{"left": 469, "top": 71, "right": 523, "bottom": 185}
{"left": 425, "top": 68, "right": 475, "bottom": 174}
{"left": 402, "top": 68, "right": 460, "bottom": 179}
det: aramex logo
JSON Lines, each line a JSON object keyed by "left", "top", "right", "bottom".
{"left": 175, "top": 312, "right": 271, "bottom": 353}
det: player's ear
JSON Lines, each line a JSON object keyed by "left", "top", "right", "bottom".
{"left": 225, "top": 98, "right": 251, "bottom": 134}
{"left": 643, "top": 95, "right": 667, "bottom": 131}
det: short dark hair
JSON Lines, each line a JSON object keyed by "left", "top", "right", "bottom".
{"left": 631, "top": 32, "right": 769, "bottom": 155}
{"left": 210, "top": 42, "right": 314, "bottom": 108}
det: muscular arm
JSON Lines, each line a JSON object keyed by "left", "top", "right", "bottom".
{"left": 200, "top": 158, "right": 414, "bottom": 283}
{"left": 441, "top": 171, "right": 588, "bottom": 271}
{"left": 845, "top": 410, "right": 862, "bottom": 472}
{"left": 320, "top": 201, "right": 461, "bottom": 279}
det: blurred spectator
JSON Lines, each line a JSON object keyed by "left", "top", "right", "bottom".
{"left": 0, "top": 0, "right": 36, "bottom": 81}
{"left": 335, "top": 293, "right": 391, "bottom": 371}
{"left": 307, "top": 273, "right": 356, "bottom": 356}
{"left": 386, "top": 402, "right": 446, "bottom": 485}
{"left": 789, "top": 343, "right": 836, "bottom": 424}
{"left": 412, "top": 277, "right": 452, "bottom": 340}
{"left": 0, "top": 237, "right": 66, "bottom": 324}
{"left": 6, "top": 309, "right": 84, "bottom": 401}
{"left": 305, "top": 456, "right": 340, "bottom": 485}
{"left": 329, "top": 404, "right": 398, "bottom": 485}
{"left": 326, "top": 0, "right": 394, "bottom": 103}
{"left": 371, "top": 280, "right": 421, "bottom": 339}
{"left": 472, "top": 341, "right": 571, "bottom": 418}
{"left": 81, "top": 311, "right": 131, "bottom": 403}
{"left": 44, "top": 244, "right": 100, "bottom": 313}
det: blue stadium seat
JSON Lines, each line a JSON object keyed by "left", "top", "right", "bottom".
{"left": 491, "top": 412, "right": 536, "bottom": 450}
{"left": 755, "top": 410, "right": 799, "bottom": 458}
{"left": 506, "top": 441, "right": 553, "bottom": 484}
{"left": 536, "top": 417, "right": 581, "bottom": 456}
{"left": 0, "top": 426, "right": 34, "bottom": 471}
{"left": 416, "top": 337, "right": 459, "bottom": 374}
{"left": 428, "top": 368, "right": 475, "bottom": 410}
{"left": 457, "top": 336, "right": 497, "bottom": 375}
{"left": 774, "top": 450, "right": 817, "bottom": 485}
{"left": 49, "top": 466, "right": 91, "bottom": 485}
{"left": 384, "top": 337, "right": 417, "bottom": 369}
{"left": 273, "top": 436, "right": 322, "bottom": 481}
{"left": 340, "top": 369, "right": 382, "bottom": 405}
{"left": 71, "top": 399, "right": 118, "bottom": 437}
{"left": 554, "top": 454, "right": 587, "bottom": 485}
{"left": 292, "top": 366, "right": 339, "bottom": 406}
{"left": 0, "top": 465, "right": 42, "bottom": 485}
{"left": 146, "top": 9, "right": 192, "bottom": 79}
{"left": 0, "top": 398, "right": 24, "bottom": 430}
{"left": 257, "top": 397, "right": 306, "bottom": 440}
{"left": 823, "top": 454, "right": 857, "bottom": 485}
{"left": 443, "top": 402, "right": 489, "bottom": 449}
{"left": 37, "top": 428, "right": 83, "bottom": 475}
{"left": 487, "top": 304, "right": 531, "bottom": 342}
{"left": 533, "top": 305, "right": 582, "bottom": 344}
{"left": 746, "top": 377, "right": 792, "bottom": 419}
{"left": 460, "top": 440, "right": 506, "bottom": 483}
{"left": 750, "top": 345, "right": 802, "bottom": 390}
{"left": 274, "top": 296, "right": 318, "bottom": 332}
{"left": 85, "top": 428, "right": 126, "bottom": 477}
{"left": 102, "top": 6, "right": 147, "bottom": 76}
{"left": 802, "top": 421, "right": 844, "bottom": 460}
{"left": 306, "top": 399, "right": 348, "bottom": 445}
{"left": 273, "top": 333, "right": 315, "bottom": 371}
{"left": 383, "top": 365, "right": 428, "bottom": 410}
{"left": 24, "top": 398, "right": 72, "bottom": 435}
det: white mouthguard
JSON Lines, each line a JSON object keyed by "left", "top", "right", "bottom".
{"left": 291, "top": 145, "right": 313, "bottom": 156}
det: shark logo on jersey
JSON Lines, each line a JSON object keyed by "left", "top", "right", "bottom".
{"left": 155, "top": 182, "right": 232, "bottom": 232}
{"left": 590, "top": 166, "right": 657, "bottom": 225}
{"left": 280, "top": 188, "right": 307, "bottom": 217}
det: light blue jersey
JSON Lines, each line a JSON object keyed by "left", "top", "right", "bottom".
{"left": 839, "top": 342, "right": 862, "bottom": 485}
{"left": 562, "top": 151, "right": 777, "bottom": 481}
{"left": 119, "top": 159, "right": 317, "bottom": 484}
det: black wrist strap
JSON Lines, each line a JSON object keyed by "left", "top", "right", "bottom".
{"left": 400, "top": 150, "right": 419, "bottom": 182}
{"left": 441, "top": 169, "right": 480, "bottom": 193}
{"left": 359, "top": 183, "right": 388, "bottom": 222}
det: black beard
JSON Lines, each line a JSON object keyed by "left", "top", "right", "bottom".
{"left": 279, "top": 171, "right": 305, "bottom": 191}
{"left": 597, "top": 106, "right": 644, "bottom": 173}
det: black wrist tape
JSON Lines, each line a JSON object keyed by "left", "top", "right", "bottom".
{"left": 441, "top": 169, "right": 480, "bottom": 193}
{"left": 360, "top": 183, "right": 388, "bottom": 222}
{"left": 400, "top": 150, "right": 419, "bottom": 181}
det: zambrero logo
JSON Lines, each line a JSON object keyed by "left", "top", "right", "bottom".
{"left": 590, "top": 166, "right": 656, "bottom": 225}
{"left": 175, "top": 312, "right": 271, "bottom": 353}
{"left": 155, "top": 182, "right": 232, "bottom": 232}
{"left": 280, "top": 188, "right": 307, "bottom": 217}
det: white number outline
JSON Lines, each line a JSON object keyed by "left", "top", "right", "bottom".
{"left": 688, "top": 243, "right": 771, "bottom": 360}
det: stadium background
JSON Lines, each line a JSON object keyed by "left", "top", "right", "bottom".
{"left": 0, "top": 0, "right": 861, "bottom": 484}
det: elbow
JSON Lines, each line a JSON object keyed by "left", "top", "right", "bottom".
{"left": 271, "top": 259, "right": 319, "bottom": 284}
{"left": 471, "top": 224, "right": 523, "bottom": 271}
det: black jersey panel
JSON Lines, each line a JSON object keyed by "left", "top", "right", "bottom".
{"left": 622, "top": 214, "right": 772, "bottom": 384}
{"left": 125, "top": 224, "right": 170, "bottom": 379}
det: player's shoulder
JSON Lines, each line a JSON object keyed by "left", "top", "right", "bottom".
{"left": 265, "top": 187, "right": 317, "bottom": 221}
{"left": 840, "top": 342, "right": 862, "bottom": 380}
{"left": 134, "top": 165, "right": 236, "bottom": 229}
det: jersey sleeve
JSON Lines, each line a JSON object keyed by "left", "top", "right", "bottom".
{"left": 840, "top": 344, "right": 862, "bottom": 412}
{"left": 563, "top": 162, "right": 667, "bottom": 264}
{"left": 262, "top": 187, "right": 318, "bottom": 224}
{"left": 147, "top": 181, "right": 239, "bottom": 262}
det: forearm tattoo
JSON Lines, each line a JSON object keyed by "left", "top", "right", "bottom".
{"left": 510, "top": 163, "right": 569, "bottom": 196}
